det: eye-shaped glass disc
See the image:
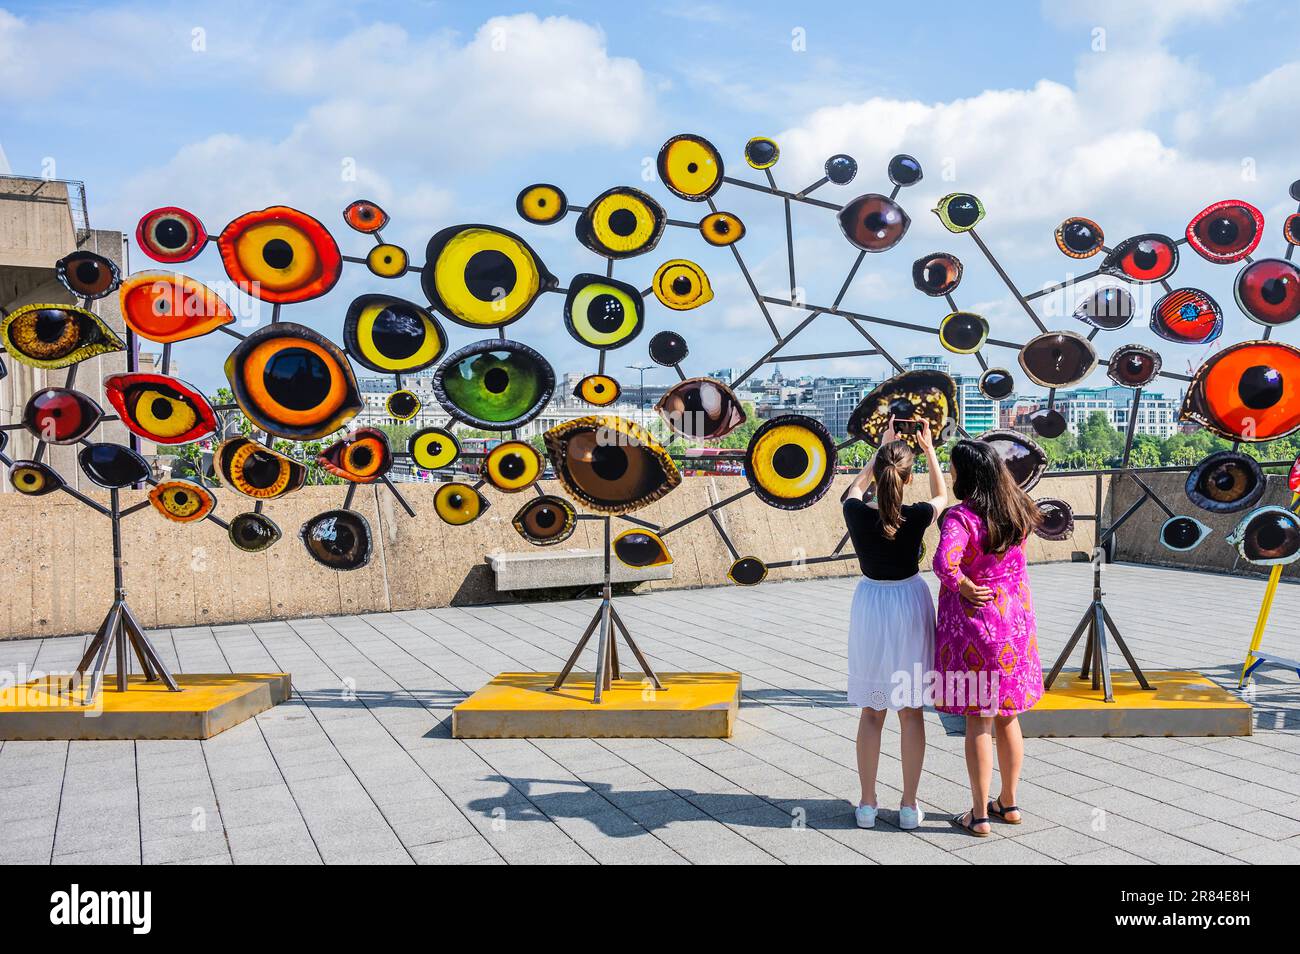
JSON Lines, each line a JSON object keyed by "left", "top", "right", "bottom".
{"left": 978, "top": 429, "right": 1047, "bottom": 491}
{"left": 1033, "top": 499, "right": 1074, "bottom": 541}
{"left": 699, "top": 211, "right": 745, "bottom": 247}
{"left": 729, "top": 556, "right": 768, "bottom": 586}
{"left": 1285, "top": 214, "right": 1300, "bottom": 247}
{"left": 136, "top": 206, "right": 208, "bottom": 264}
{"left": 217, "top": 205, "right": 342, "bottom": 304}
{"left": 408, "top": 427, "right": 460, "bottom": 470}
{"left": 119, "top": 271, "right": 236, "bottom": 343}
{"left": 9, "top": 460, "right": 65, "bottom": 496}
{"left": 421, "top": 224, "right": 554, "bottom": 328}
{"left": 1028, "top": 408, "right": 1068, "bottom": 439}
{"left": 1055, "top": 217, "right": 1104, "bottom": 258}
{"left": 825, "top": 154, "right": 858, "bottom": 185}
{"left": 1185, "top": 200, "right": 1263, "bottom": 264}
{"left": 319, "top": 428, "right": 392, "bottom": 483}
{"left": 432, "top": 338, "right": 555, "bottom": 430}
{"left": 513, "top": 495, "right": 577, "bottom": 546}
{"left": 1227, "top": 506, "right": 1300, "bottom": 566}
{"left": 847, "top": 370, "right": 958, "bottom": 449}
{"left": 575, "top": 187, "right": 667, "bottom": 259}
{"left": 838, "top": 194, "right": 911, "bottom": 252}
{"left": 1234, "top": 258, "right": 1300, "bottom": 327}
{"left": 653, "top": 260, "right": 713, "bottom": 310}
{"left": 1018, "top": 331, "right": 1097, "bottom": 388}
{"left": 887, "top": 154, "right": 923, "bottom": 187}
{"left": 744, "top": 137, "right": 780, "bottom": 170}
{"left": 217, "top": 437, "right": 307, "bottom": 500}
{"left": 56, "top": 250, "right": 120, "bottom": 300}
{"left": 343, "top": 294, "right": 446, "bottom": 374}
{"left": 1107, "top": 344, "right": 1162, "bottom": 388}
{"left": 104, "top": 372, "right": 217, "bottom": 445}
{"left": 544, "top": 415, "right": 681, "bottom": 514}
{"left": 1, "top": 303, "right": 124, "bottom": 369}
{"left": 1160, "top": 515, "right": 1211, "bottom": 553}
{"left": 387, "top": 389, "right": 420, "bottom": 421}
{"left": 912, "top": 252, "right": 962, "bottom": 296}
{"left": 657, "top": 134, "right": 724, "bottom": 201}
{"left": 149, "top": 480, "right": 216, "bottom": 523}
{"left": 1180, "top": 340, "right": 1300, "bottom": 442}
{"left": 575, "top": 374, "right": 621, "bottom": 407}
{"left": 938, "top": 311, "right": 989, "bottom": 355}
{"left": 516, "top": 184, "right": 568, "bottom": 224}
{"left": 343, "top": 199, "right": 389, "bottom": 234}
{"left": 978, "top": 368, "right": 1015, "bottom": 400}
{"left": 301, "top": 510, "right": 372, "bottom": 571}
{"left": 1150, "top": 287, "right": 1223, "bottom": 344}
{"left": 564, "top": 275, "right": 645, "bottom": 349}
{"left": 228, "top": 512, "right": 282, "bottom": 553}
{"left": 366, "top": 244, "right": 408, "bottom": 279}
{"left": 612, "top": 528, "right": 672, "bottom": 568}
{"left": 223, "top": 322, "right": 362, "bottom": 440}
{"left": 745, "top": 414, "right": 835, "bottom": 511}
{"left": 649, "top": 331, "right": 689, "bottom": 367}
{"left": 1073, "top": 286, "right": 1134, "bottom": 331}
{"left": 655, "top": 377, "right": 747, "bottom": 441}
{"left": 434, "top": 482, "right": 487, "bottom": 526}
{"left": 1185, "top": 451, "right": 1265, "bottom": 514}
{"left": 1100, "top": 234, "right": 1178, "bottom": 284}
{"left": 485, "top": 440, "right": 542, "bottom": 493}
{"left": 22, "top": 387, "right": 103, "bottom": 444}
{"left": 933, "top": 193, "right": 984, "bottom": 233}
{"left": 78, "top": 442, "right": 150, "bottom": 489}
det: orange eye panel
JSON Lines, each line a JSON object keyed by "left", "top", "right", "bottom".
{"left": 119, "top": 271, "right": 235, "bottom": 343}
{"left": 343, "top": 199, "right": 389, "bottom": 234}
{"left": 136, "top": 206, "right": 208, "bottom": 263}
{"left": 318, "top": 428, "right": 392, "bottom": 483}
{"left": 217, "top": 206, "right": 342, "bottom": 304}
{"left": 149, "top": 480, "right": 216, "bottom": 523}
{"left": 1181, "top": 340, "right": 1300, "bottom": 442}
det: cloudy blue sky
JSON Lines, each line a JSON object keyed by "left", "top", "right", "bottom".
{"left": 3, "top": 0, "right": 1298, "bottom": 396}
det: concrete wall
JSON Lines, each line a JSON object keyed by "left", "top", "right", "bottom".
{"left": 0, "top": 472, "right": 1106, "bottom": 639}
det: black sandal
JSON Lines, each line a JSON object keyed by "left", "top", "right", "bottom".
{"left": 950, "top": 811, "right": 991, "bottom": 837}
{"left": 988, "top": 798, "right": 1022, "bottom": 824}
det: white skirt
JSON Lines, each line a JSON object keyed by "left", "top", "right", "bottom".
{"left": 847, "top": 574, "right": 936, "bottom": 711}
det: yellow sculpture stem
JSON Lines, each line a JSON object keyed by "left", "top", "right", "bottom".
{"left": 1239, "top": 491, "right": 1299, "bottom": 687}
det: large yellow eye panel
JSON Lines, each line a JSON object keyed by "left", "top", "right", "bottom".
{"left": 745, "top": 414, "right": 835, "bottom": 511}
{"left": 434, "top": 482, "right": 487, "bottom": 526}
{"left": 343, "top": 294, "right": 446, "bottom": 374}
{"left": 657, "top": 134, "right": 724, "bottom": 201}
{"left": 1, "top": 304, "right": 124, "bottom": 370}
{"left": 217, "top": 437, "right": 307, "bottom": 500}
{"left": 223, "top": 322, "right": 362, "bottom": 440}
{"left": 104, "top": 372, "right": 217, "bottom": 445}
{"left": 149, "top": 480, "right": 216, "bottom": 523}
{"left": 485, "top": 440, "right": 542, "bottom": 492}
{"left": 564, "top": 274, "right": 645, "bottom": 349}
{"left": 408, "top": 427, "right": 459, "bottom": 470}
{"left": 653, "top": 260, "right": 713, "bottom": 311}
{"left": 217, "top": 206, "right": 342, "bottom": 304}
{"left": 318, "top": 428, "right": 392, "bottom": 483}
{"left": 513, "top": 495, "right": 577, "bottom": 546}
{"left": 119, "top": 271, "right": 235, "bottom": 343}
{"left": 421, "top": 225, "right": 554, "bottom": 329}
{"left": 544, "top": 415, "right": 681, "bottom": 514}
{"left": 576, "top": 187, "right": 666, "bottom": 259}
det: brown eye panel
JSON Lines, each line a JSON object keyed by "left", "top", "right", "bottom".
{"left": 655, "top": 377, "right": 746, "bottom": 441}
{"left": 1018, "top": 331, "right": 1097, "bottom": 388}
{"left": 56, "top": 251, "right": 120, "bottom": 300}
{"left": 513, "top": 495, "right": 577, "bottom": 546}
{"left": 544, "top": 415, "right": 680, "bottom": 514}
{"left": 838, "top": 194, "right": 910, "bottom": 252}
{"left": 912, "top": 252, "right": 962, "bottom": 296}
{"left": 1, "top": 303, "right": 124, "bottom": 369}
{"left": 977, "top": 429, "right": 1047, "bottom": 491}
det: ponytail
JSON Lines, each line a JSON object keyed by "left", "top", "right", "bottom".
{"left": 873, "top": 440, "right": 915, "bottom": 540}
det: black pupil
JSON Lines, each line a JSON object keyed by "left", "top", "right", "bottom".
{"left": 863, "top": 211, "right": 890, "bottom": 233}
{"left": 672, "top": 276, "right": 692, "bottom": 296}
{"left": 1132, "top": 243, "right": 1159, "bottom": 271}
{"left": 34, "top": 310, "right": 71, "bottom": 343}
{"left": 608, "top": 209, "right": 638, "bottom": 236}
{"left": 1066, "top": 222, "right": 1095, "bottom": 251}
{"left": 154, "top": 218, "right": 188, "bottom": 249}
{"left": 950, "top": 197, "right": 978, "bottom": 226}
{"left": 262, "top": 238, "right": 294, "bottom": 270}
{"left": 75, "top": 261, "right": 101, "bottom": 285}
{"left": 465, "top": 249, "right": 517, "bottom": 302}
{"left": 1254, "top": 516, "right": 1290, "bottom": 552}
{"left": 714, "top": 219, "right": 731, "bottom": 235}
{"left": 352, "top": 447, "right": 372, "bottom": 469}
{"left": 244, "top": 452, "right": 281, "bottom": 488}
{"left": 772, "top": 444, "right": 809, "bottom": 480}
{"left": 500, "top": 454, "right": 524, "bottom": 479}
{"left": 1240, "top": 366, "right": 1283, "bottom": 409}
{"left": 591, "top": 445, "right": 629, "bottom": 482}
{"left": 686, "top": 162, "right": 699, "bottom": 173}
{"left": 265, "top": 347, "right": 331, "bottom": 411}
{"left": 484, "top": 367, "right": 509, "bottom": 393}
{"left": 151, "top": 397, "right": 174, "bottom": 420}
{"left": 588, "top": 293, "right": 625, "bottom": 333}
{"left": 1211, "top": 468, "right": 1238, "bottom": 492}
{"left": 1124, "top": 355, "right": 1150, "bottom": 378}
{"left": 533, "top": 506, "right": 557, "bottom": 529}
{"left": 173, "top": 491, "right": 189, "bottom": 506}
{"left": 374, "top": 307, "right": 425, "bottom": 360}
{"left": 1261, "top": 277, "right": 1289, "bottom": 305}
{"left": 1207, "top": 216, "right": 1238, "bottom": 247}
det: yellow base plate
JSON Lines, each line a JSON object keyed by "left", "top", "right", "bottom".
{"left": 1019, "top": 670, "right": 1251, "bottom": 738}
{"left": 452, "top": 671, "right": 741, "bottom": 739}
{"left": 0, "top": 674, "right": 291, "bottom": 740}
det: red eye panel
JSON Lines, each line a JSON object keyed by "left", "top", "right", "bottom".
{"left": 1235, "top": 258, "right": 1300, "bottom": 327}
{"left": 1185, "top": 199, "right": 1263, "bottom": 264}
{"left": 136, "top": 207, "right": 208, "bottom": 264}
{"left": 104, "top": 372, "right": 217, "bottom": 444}
{"left": 1100, "top": 233, "right": 1178, "bottom": 284}
{"left": 1150, "top": 287, "right": 1223, "bottom": 344}
{"left": 217, "top": 206, "right": 342, "bottom": 304}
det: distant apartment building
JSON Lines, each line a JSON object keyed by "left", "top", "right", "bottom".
{"left": 1000, "top": 387, "right": 1180, "bottom": 438}
{"left": 810, "top": 377, "right": 874, "bottom": 438}
{"left": 904, "top": 356, "right": 998, "bottom": 437}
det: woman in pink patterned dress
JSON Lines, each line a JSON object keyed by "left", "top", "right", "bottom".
{"left": 932, "top": 440, "right": 1043, "bottom": 837}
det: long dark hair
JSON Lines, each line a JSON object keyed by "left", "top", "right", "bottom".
{"left": 949, "top": 439, "right": 1041, "bottom": 554}
{"left": 873, "top": 440, "right": 915, "bottom": 540}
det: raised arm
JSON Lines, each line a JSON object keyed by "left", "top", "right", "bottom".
{"left": 915, "top": 418, "right": 947, "bottom": 517}
{"left": 842, "top": 417, "right": 896, "bottom": 503}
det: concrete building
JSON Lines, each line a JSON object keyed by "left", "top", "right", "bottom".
{"left": 1, "top": 174, "right": 131, "bottom": 491}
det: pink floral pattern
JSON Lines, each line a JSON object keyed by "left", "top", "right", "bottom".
{"left": 932, "top": 503, "right": 1042, "bottom": 716}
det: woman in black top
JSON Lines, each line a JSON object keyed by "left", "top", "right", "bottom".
{"left": 842, "top": 417, "right": 947, "bottom": 831}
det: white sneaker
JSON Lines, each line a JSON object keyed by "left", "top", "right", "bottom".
{"left": 855, "top": 803, "right": 878, "bottom": 829}
{"left": 899, "top": 805, "right": 924, "bottom": 830}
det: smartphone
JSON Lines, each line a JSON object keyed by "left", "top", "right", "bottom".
{"left": 893, "top": 418, "right": 921, "bottom": 436}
